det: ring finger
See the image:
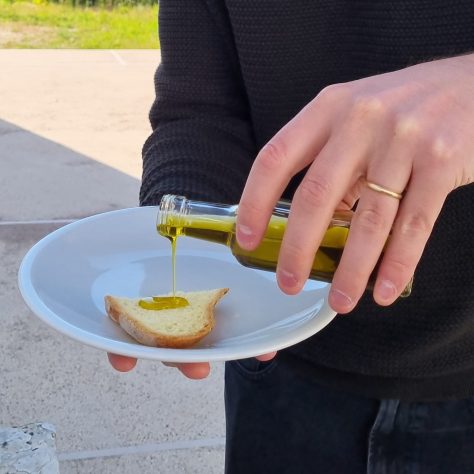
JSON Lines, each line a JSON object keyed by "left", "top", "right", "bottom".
{"left": 329, "top": 150, "right": 412, "bottom": 313}
{"left": 373, "top": 167, "right": 450, "bottom": 306}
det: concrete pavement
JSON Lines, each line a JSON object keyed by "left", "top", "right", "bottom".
{"left": 0, "top": 50, "right": 226, "bottom": 473}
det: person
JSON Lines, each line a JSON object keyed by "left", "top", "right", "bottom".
{"left": 109, "top": 1, "right": 474, "bottom": 472}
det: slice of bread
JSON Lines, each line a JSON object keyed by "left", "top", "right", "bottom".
{"left": 105, "top": 288, "right": 228, "bottom": 348}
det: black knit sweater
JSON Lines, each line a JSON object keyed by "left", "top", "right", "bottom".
{"left": 141, "top": 0, "right": 474, "bottom": 401}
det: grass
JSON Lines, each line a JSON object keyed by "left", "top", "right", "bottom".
{"left": 0, "top": 0, "right": 159, "bottom": 48}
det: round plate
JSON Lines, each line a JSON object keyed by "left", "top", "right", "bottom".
{"left": 18, "top": 206, "right": 336, "bottom": 362}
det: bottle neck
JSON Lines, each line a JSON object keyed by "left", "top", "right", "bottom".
{"left": 158, "top": 195, "right": 238, "bottom": 245}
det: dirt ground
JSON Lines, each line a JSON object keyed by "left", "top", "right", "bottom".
{"left": 0, "top": 23, "right": 54, "bottom": 48}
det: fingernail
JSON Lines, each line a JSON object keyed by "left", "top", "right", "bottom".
{"left": 329, "top": 288, "right": 354, "bottom": 312}
{"left": 377, "top": 279, "right": 397, "bottom": 302}
{"left": 279, "top": 269, "right": 299, "bottom": 289}
{"left": 237, "top": 224, "right": 254, "bottom": 246}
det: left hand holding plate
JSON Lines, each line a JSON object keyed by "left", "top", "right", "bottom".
{"left": 107, "top": 352, "right": 278, "bottom": 378}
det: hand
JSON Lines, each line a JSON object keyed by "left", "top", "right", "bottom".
{"left": 237, "top": 54, "right": 474, "bottom": 313}
{"left": 107, "top": 352, "right": 277, "bottom": 379}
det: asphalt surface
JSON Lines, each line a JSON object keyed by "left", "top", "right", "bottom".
{"left": 0, "top": 50, "right": 226, "bottom": 474}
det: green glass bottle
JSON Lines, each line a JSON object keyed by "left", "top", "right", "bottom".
{"left": 157, "top": 194, "right": 412, "bottom": 297}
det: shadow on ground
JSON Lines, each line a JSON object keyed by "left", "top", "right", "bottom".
{"left": 0, "top": 119, "right": 141, "bottom": 222}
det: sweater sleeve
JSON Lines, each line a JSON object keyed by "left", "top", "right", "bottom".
{"left": 140, "top": 0, "right": 257, "bottom": 206}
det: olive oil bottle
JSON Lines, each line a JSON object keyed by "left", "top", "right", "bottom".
{"left": 157, "top": 194, "right": 412, "bottom": 297}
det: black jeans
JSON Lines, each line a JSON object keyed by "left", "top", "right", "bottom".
{"left": 225, "top": 351, "right": 474, "bottom": 474}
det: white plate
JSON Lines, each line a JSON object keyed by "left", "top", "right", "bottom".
{"left": 18, "top": 206, "right": 337, "bottom": 362}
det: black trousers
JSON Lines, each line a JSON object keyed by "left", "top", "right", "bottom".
{"left": 224, "top": 351, "right": 474, "bottom": 474}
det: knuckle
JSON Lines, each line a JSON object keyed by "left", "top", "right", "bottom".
{"left": 430, "top": 136, "right": 457, "bottom": 164}
{"left": 334, "top": 262, "right": 366, "bottom": 284}
{"left": 317, "top": 83, "right": 351, "bottom": 103}
{"left": 354, "top": 208, "right": 388, "bottom": 234}
{"left": 394, "top": 114, "right": 422, "bottom": 139}
{"left": 382, "top": 255, "right": 413, "bottom": 277}
{"left": 394, "top": 114, "right": 438, "bottom": 158}
{"left": 238, "top": 199, "right": 265, "bottom": 220}
{"left": 397, "top": 211, "right": 433, "bottom": 239}
{"left": 281, "top": 239, "right": 307, "bottom": 266}
{"left": 257, "top": 141, "right": 286, "bottom": 172}
{"left": 413, "top": 136, "right": 457, "bottom": 179}
{"left": 352, "top": 95, "right": 387, "bottom": 119}
{"left": 296, "top": 175, "right": 332, "bottom": 209}
{"left": 390, "top": 93, "right": 459, "bottom": 173}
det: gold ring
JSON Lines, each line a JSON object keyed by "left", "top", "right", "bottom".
{"left": 365, "top": 180, "right": 403, "bottom": 200}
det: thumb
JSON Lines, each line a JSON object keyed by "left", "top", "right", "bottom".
{"left": 255, "top": 351, "right": 277, "bottom": 361}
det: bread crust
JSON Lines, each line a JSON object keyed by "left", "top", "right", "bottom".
{"left": 105, "top": 289, "right": 228, "bottom": 348}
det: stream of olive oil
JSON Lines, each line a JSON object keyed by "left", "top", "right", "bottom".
{"left": 138, "top": 235, "right": 189, "bottom": 311}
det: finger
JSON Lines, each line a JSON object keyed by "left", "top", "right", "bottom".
{"left": 275, "top": 94, "right": 394, "bottom": 294}
{"left": 236, "top": 96, "right": 334, "bottom": 250}
{"left": 163, "top": 362, "right": 211, "bottom": 379}
{"left": 329, "top": 162, "right": 413, "bottom": 312}
{"left": 328, "top": 114, "right": 431, "bottom": 311}
{"left": 256, "top": 351, "right": 277, "bottom": 361}
{"left": 275, "top": 136, "right": 365, "bottom": 294}
{"left": 107, "top": 353, "right": 137, "bottom": 372}
{"left": 373, "top": 169, "right": 450, "bottom": 305}
{"left": 329, "top": 188, "right": 402, "bottom": 312}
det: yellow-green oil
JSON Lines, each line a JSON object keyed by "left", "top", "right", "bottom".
{"left": 157, "top": 214, "right": 351, "bottom": 285}
{"left": 138, "top": 233, "right": 190, "bottom": 311}
{"left": 138, "top": 295, "right": 189, "bottom": 310}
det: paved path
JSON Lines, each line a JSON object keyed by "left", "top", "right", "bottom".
{"left": 0, "top": 50, "right": 226, "bottom": 473}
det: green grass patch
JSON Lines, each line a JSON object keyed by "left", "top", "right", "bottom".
{"left": 0, "top": 0, "right": 159, "bottom": 48}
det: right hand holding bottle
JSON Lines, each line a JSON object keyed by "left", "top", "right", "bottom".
{"left": 107, "top": 352, "right": 277, "bottom": 378}
{"left": 236, "top": 55, "right": 474, "bottom": 313}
